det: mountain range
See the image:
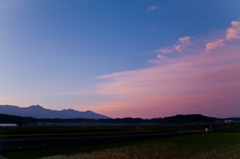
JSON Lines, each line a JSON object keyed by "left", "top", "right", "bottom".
{"left": 0, "top": 105, "right": 111, "bottom": 119}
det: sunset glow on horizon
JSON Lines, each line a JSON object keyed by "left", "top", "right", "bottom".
{"left": 0, "top": 0, "right": 240, "bottom": 118}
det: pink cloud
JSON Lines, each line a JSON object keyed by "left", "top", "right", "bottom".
{"left": 148, "top": 59, "right": 162, "bottom": 64}
{"left": 226, "top": 21, "right": 240, "bottom": 41}
{"left": 205, "top": 20, "right": 240, "bottom": 51}
{"left": 51, "top": 90, "right": 87, "bottom": 95}
{"left": 154, "top": 48, "right": 174, "bottom": 53}
{"left": 153, "top": 36, "right": 192, "bottom": 54}
{"left": 174, "top": 36, "right": 192, "bottom": 52}
{"left": 147, "top": 5, "right": 160, "bottom": 12}
{"left": 157, "top": 54, "right": 165, "bottom": 59}
{"left": 178, "top": 36, "right": 191, "bottom": 45}
{"left": 205, "top": 39, "right": 224, "bottom": 50}
{"left": 93, "top": 46, "right": 240, "bottom": 118}
{"left": 148, "top": 55, "right": 165, "bottom": 64}
{"left": 88, "top": 20, "right": 240, "bottom": 118}
{"left": 160, "top": 48, "right": 174, "bottom": 53}
{"left": 174, "top": 44, "right": 184, "bottom": 52}
{"left": 95, "top": 88, "right": 240, "bottom": 118}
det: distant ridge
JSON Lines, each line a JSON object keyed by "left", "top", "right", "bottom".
{"left": 0, "top": 113, "right": 233, "bottom": 125}
{"left": 1, "top": 113, "right": 239, "bottom": 125}
{"left": 163, "top": 114, "right": 216, "bottom": 123}
{"left": 0, "top": 105, "right": 111, "bottom": 119}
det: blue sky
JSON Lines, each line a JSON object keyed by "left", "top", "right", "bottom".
{"left": 1, "top": 0, "right": 240, "bottom": 118}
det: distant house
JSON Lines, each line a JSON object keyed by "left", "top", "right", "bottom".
{"left": 0, "top": 124, "right": 18, "bottom": 127}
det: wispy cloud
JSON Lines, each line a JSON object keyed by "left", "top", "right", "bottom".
{"left": 92, "top": 20, "right": 240, "bottom": 118}
{"left": 174, "top": 44, "right": 184, "bottom": 52}
{"left": 51, "top": 89, "right": 88, "bottom": 95}
{"left": 154, "top": 36, "right": 192, "bottom": 54}
{"left": 150, "top": 36, "right": 192, "bottom": 63}
{"left": 205, "top": 39, "right": 224, "bottom": 50}
{"left": 93, "top": 46, "right": 240, "bottom": 118}
{"left": 226, "top": 21, "right": 240, "bottom": 41}
{"left": 148, "top": 55, "right": 167, "bottom": 64}
{"left": 156, "top": 48, "right": 174, "bottom": 53}
{"left": 147, "top": 5, "right": 160, "bottom": 12}
{"left": 157, "top": 54, "right": 165, "bottom": 60}
{"left": 204, "top": 20, "right": 240, "bottom": 51}
{"left": 174, "top": 36, "right": 192, "bottom": 52}
{"left": 148, "top": 59, "right": 162, "bottom": 64}
{"left": 179, "top": 36, "right": 191, "bottom": 44}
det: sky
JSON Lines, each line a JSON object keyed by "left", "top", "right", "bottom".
{"left": 0, "top": 0, "right": 240, "bottom": 118}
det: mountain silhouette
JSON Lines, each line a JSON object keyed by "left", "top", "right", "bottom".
{"left": 0, "top": 105, "right": 111, "bottom": 119}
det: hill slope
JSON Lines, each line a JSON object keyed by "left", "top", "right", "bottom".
{"left": 0, "top": 105, "right": 111, "bottom": 119}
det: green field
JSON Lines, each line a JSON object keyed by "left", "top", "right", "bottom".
{"left": 0, "top": 124, "right": 206, "bottom": 138}
{"left": 0, "top": 123, "right": 237, "bottom": 138}
{"left": 1, "top": 132, "right": 240, "bottom": 159}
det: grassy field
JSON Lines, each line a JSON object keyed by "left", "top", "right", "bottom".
{"left": 0, "top": 123, "right": 237, "bottom": 138}
{"left": 0, "top": 124, "right": 206, "bottom": 138}
{"left": 1, "top": 132, "right": 240, "bottom": 159}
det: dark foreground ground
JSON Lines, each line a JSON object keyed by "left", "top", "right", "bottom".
{"left": 0, "top": 132, "right": 203, "bottom": 151}
{"left": 1, "top": 132, "right": 240, "bottom": 159}
{"left": 0, "top": 123, "right": 239, "bottom": 159}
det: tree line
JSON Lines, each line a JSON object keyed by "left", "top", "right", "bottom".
{"left": 0, "top": 113, "right": 224, "bottom": 125}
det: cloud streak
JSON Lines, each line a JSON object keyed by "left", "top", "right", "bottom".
{"left": 147, "top": 5, "right": 160, "bottom": 12}
{"left": 158, "top": 48, "right": 174, "bottom": 53}
{"left": 93, "top": 46, "right": 240, "bottom": 118}
{"left": 155, "top": 36, "right": 192, "bottom": 54}
{"left": 92, "top": 20, "right": 240, "bottom": 118}
{"left": 75, "top": 20, "right": 240, "bottom": 118}
{"left": 150, "top": 36, "right": 192, "bottom": 64}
